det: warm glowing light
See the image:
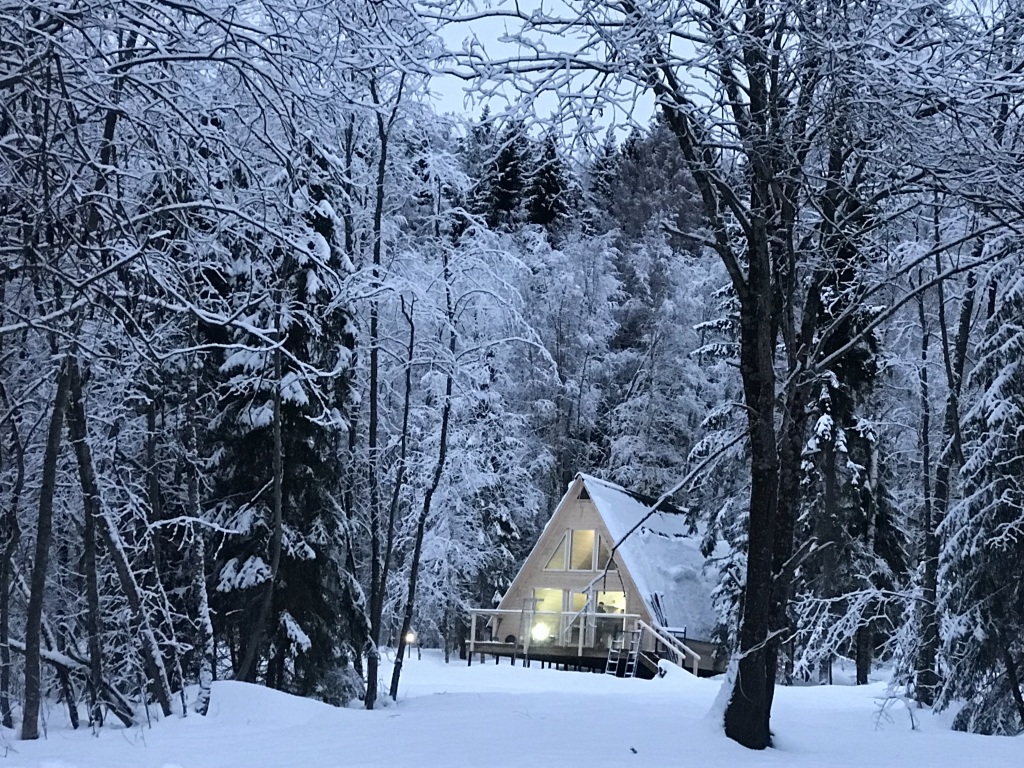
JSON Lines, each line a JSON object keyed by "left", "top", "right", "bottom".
{"left": 531, "top": 623, "right": 549, "bottom": 642}
{"left": 405, "top": 632, "right": 416, "bottom": 644}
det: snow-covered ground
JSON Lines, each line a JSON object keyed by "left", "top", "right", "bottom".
{"left": 1, "top": 653, "right": 1018, "bottom": 767}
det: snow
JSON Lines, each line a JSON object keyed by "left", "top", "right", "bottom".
{"left": 581, "top": 474, "right": 719, "bottom": 641}
{"left": 5, "top": 652, "right": 1018, "bottom": 768}
{"left": 216, "top": 556, "right": 271, "bottom": 592}
{"left": 280, "top": 611, "right": 312, "bottom": 653}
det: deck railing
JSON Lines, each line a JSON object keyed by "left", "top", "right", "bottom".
{"left": 636, "top": 619, "right": 701, "bottom": 676}
{"left": 467, "top": 608, "right": 641, "bottom": 660}
{"left": 467, "top": 609, "right": 706, "bottom": 676}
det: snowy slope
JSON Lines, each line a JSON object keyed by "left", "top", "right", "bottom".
{"left": 2, "top": 652, "right": 1018, "bottom": 768}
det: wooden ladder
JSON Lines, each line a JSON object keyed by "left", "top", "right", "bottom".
{"left": 623, "top": 629, "right": 642, "bottom": 677}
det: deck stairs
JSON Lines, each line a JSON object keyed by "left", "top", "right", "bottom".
{"left": 604, "top": 629, "right": 642, "bottom": 677}
{"left": 605, "top": 620, "right": 704, "bottom": 678}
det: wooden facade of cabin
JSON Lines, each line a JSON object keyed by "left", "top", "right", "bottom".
{"left": 467, "top": 475, "right": 723, "bottom": 677}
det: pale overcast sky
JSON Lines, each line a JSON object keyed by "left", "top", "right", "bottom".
{"left": 426, "top": 2, "right": 657, "bottom": 136}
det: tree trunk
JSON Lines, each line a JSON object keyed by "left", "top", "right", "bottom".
{"left": 389, "top": 247, "right": 456, "bottom": 701}
{"left": 64, "top": 357, "right": 173, "bottom": 716}
{"left": 856, "top": 436, "right": 881, "bottom": 686}
{"left": 364, "top": 74, "right": 404, "bottom": 710}
{"left": 0, "top": 384, "right": 25, "bottom": 729}
{"left": 997, "top": 626, "right": 1024, "bottom": 728}
{"left": 236, "top": 341, "right": 284, "bottom": 684}
{"left": 21, "top": 361, "right": 71, "bottom": 740}
{"left": 95, "top": 497, "right": 174, "bottom": 716}
{"left": 723, "top": 276, "right": 779, "bottom": 750}
{"left": 916, "top": 271, "right": 975, "bottom": 705}
{"left": 146, "top": 392, "right": 163, "bottom": 572}
{"left": 184, "top": 337, "right": 214, "bottom": 715}
{"left": 855, "top": 625, "right": 873, "bottom": 686}
{"left": 66, "top": 358, "right": 105, "bottom": 727}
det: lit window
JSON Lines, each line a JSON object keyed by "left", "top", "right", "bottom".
{"left": 597, "top": 590, "right": 626, "bottom": 614}
{"left": 569, "top": 529, "right": 595, "bottom": 570}
{"left": 531, "top": 589, "right": 562, "bottom": 643}
{"left": 533, "top": 588, "right": 562, "bottom": 614}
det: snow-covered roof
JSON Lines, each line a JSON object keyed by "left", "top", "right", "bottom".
{"left": 579, "top": 473, "right": 719, "bottom": 642}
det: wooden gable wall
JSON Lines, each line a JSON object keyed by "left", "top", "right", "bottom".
{"left": 495, "top": 476, "right": 653, "bottom": 624}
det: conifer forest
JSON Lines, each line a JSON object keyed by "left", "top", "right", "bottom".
{"left": 1, "top": 0, "right": 1024, "bottom": 751}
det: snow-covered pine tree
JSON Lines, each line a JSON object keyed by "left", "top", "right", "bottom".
{"left": 477, "top": 120, "right": 534, "bottom": 230}
{"left": 793, "top": 262, "right": 906, "bottom": 684}
{"left": 527, "top": 133, "right": 577, "bottom": 236}
{"left": 207, "top": 131, "right": 364, "bottom": 701}
{"left": 939, "top": 257, "right": 1024, "bottom": 735}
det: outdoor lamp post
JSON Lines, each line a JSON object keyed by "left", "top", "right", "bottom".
{"left": 405, "top": 631, "right": 420, "bottom": 660}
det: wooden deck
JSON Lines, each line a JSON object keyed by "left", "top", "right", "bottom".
{"left": 467, "top": 641, "right": 612, "bottom": 671}
{"left": 467, "top": 609, "right": 721, "bottom": 676}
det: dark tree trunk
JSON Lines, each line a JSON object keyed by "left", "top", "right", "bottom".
{"left": 997, "top": 627, "right": 1024, "bottom": 727}
{"left": 237, "top": 342, "right": 283, "bottom": 684}
{"left": 21, "top": 361, "right": 71, "bottom": 740}
{"left": 364, "top": 75, "right": 404, "bottom": 710}
{"left": 339, "top": 114, "right": 364, "bottom": 675}
{"left": 389, "top": 246, "right": 455, "bottom": 701}
{"left": 815, "top": 428, "right": 839, "bottom": 687}
{"left": 0, "top": 384, "right": 25, "bottom": 729}
{"left": 184, "top": 336, "right": 214, "bottom": 715}
{"left": 146, "top": 391, "right": 163, "bottom": 572}
{"left": 723, "top": 276, "right": 779, "bottom": 750}
{"left": 66, "top": 358, "right": 105, "bottom": 727}
{"left": 855, "top": 624, "right": 873, "bottom": 686}
{"left": 916, "top": 272, "right": 975, "bottom": 705}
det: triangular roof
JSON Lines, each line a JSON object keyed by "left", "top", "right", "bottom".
{"left": 570, "top": 473, "right": 719, "bottom": 641}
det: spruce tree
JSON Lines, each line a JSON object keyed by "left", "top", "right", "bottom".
{"left": 207, "top": 138, "right": 366, "bottom": 702}
{"left": 794, "top": 250, "right": 905, "bottom": 684}
{"left": 478, "top": 121, "right": 533, "bottom": 229}
{"left": 940, "top": 264, "right": 1024, "bottom": 734}
{"left": 527, "top": 133, "right": 575, "bottom": 233}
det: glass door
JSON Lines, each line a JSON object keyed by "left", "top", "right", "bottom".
{"left": 568, "top": 592, "right": 596, "bottom": 649}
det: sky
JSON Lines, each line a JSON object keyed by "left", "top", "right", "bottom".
{"left": 425, "top": 1, "right": 657, "bottom": 138}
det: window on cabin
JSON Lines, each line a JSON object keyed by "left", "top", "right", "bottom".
{"left": 544, "top": 534, "right": 567, "bottom": 570}
{"left": 569, "top": 529, "right": 595, "bottom": 570}
{"left": 545, "top": 530, "right": 617, "bottom": 572}
{"left": 533, "top": 588, "right": 562, "bottom": 615}
{"left": 530, "top": 588, "right": 563, "bottom": 644}
{"left": 596, "top": 536, "right": 616, "bottom": 570}
{"left": 596, "top": 590, "right": 626, "bottom": 614}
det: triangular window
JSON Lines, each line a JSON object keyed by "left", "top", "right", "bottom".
{"left": 578, "top": 486, "right": 591, "bottom": 500}
{"left": 597, "top": 536, "right": 616, "bottom": 570}
{"left": 569, "top": 529, "right": 596, "bottom": 570}
{"left": 545, "top": 534, "right": 567, "bottom": 570}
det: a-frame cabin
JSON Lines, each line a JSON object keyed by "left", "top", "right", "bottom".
{"left": 468, "top": 474, "right": 724, "bottom": 677}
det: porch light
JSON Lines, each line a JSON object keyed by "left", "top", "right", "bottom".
{"left": 531, "top": 622, "right": 549, "bottom": 642}
{"left": 405, "top": 631, "right": 416, "bottom": 644}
